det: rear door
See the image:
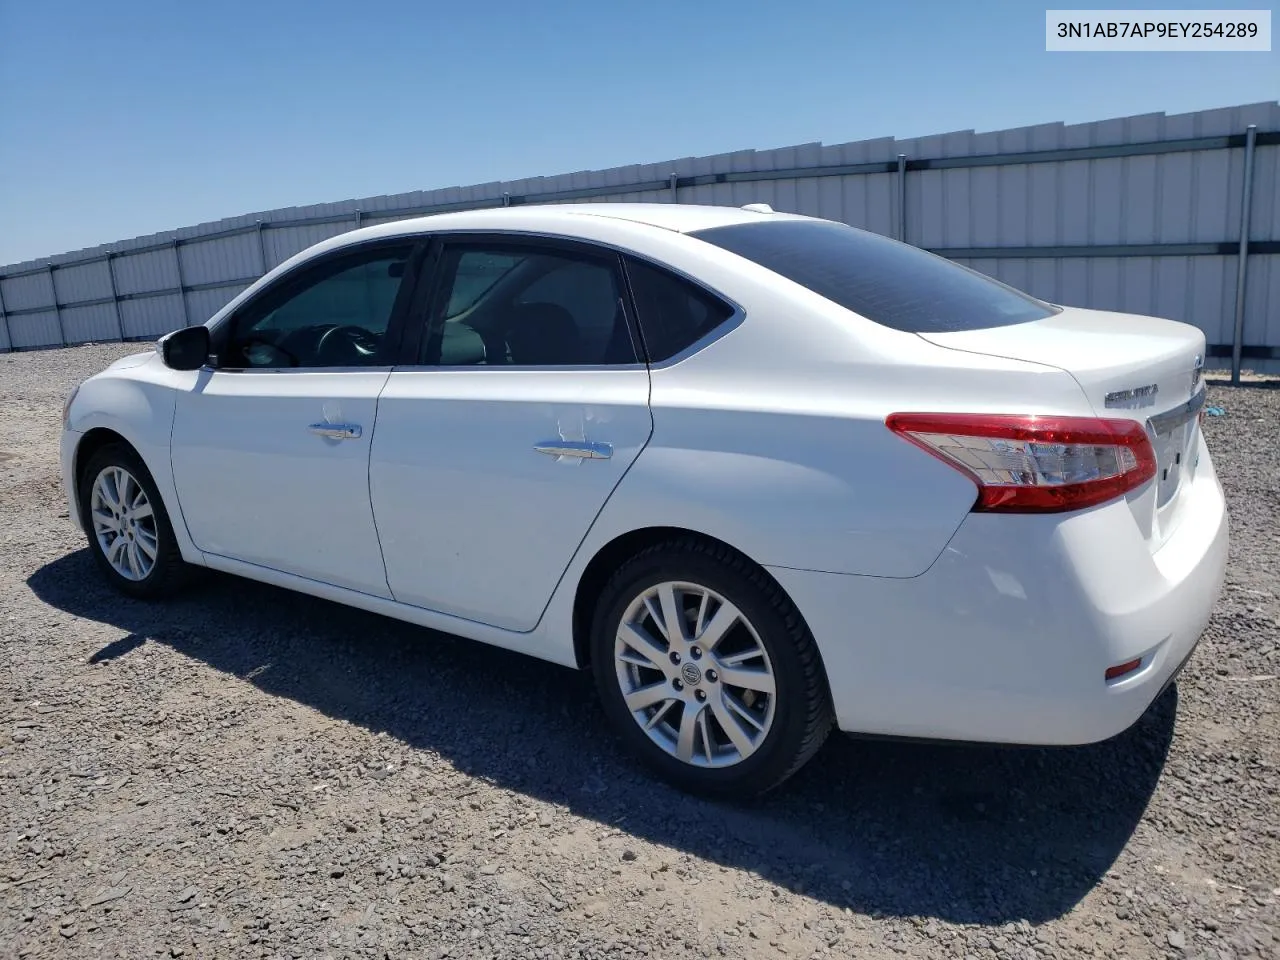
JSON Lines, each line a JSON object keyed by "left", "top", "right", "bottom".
{"left": 369, "top": 236, "right": 653, "bottom": 631}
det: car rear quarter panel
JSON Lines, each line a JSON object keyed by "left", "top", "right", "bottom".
{"left": 603, "top": 397, "right": 976, "bottom": 578}
{"left": 574, "top": 256, "right": 1098, "bottom": 579}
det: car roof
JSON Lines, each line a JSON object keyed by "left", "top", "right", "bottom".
{"left": 253, "top": 203, "right": 816, "bottom": 293}
{"left": 555, "top": 202, "right": 800, "bottom": 233}
{"left": 347, "top": 202, "right": 808, "bottom": 243}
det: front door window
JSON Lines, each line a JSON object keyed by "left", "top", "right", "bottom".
{"left": 225, "top": 246, "right": 414, "bottom": 368}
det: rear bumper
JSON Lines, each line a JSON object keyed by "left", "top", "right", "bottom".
{"left": 768, "top": 437, "right": 1228, "bottom": 745}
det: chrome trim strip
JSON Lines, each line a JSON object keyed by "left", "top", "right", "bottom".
{"left": 1147, "top": 388, "right": 1206, "bottom": 435}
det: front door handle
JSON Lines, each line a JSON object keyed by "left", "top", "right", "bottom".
{"left": 534, "top": 440, "right": 613, "bottom": 460}
{"left": 308, "top": 422, "right": 362, "bottom": 440}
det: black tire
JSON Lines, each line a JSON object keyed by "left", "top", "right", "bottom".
{"left": 590, "top": 536, "right": 833, "bottom": 798}
{"left": 78, "top": 442, "right": 190, "bottom": 599}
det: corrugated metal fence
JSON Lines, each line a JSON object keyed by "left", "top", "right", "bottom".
{"left": 3, "top": 101, "right": 1278, "bottom": 375}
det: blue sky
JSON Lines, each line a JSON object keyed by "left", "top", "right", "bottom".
{"left": 1, "top": 0, "right": 1275, "bottom": 264}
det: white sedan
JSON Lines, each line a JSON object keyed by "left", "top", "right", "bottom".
{"left": 60, "top": 203, "right": 1228, "bottom": 796}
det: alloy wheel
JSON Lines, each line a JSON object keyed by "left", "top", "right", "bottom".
{"left": 90, "top": 465, "right": 158, "bottom": 581}
{"left": 614, "top": 580, "right": 777, "bottom": 768}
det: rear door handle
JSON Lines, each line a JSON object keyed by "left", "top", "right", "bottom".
{"left": 534, "top": 440, "right": 613, "bottom": 460}
{"left": 308, "top": 422, "right": 362, "bottom": 440}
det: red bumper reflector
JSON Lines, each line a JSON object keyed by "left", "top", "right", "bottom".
{"left": 1105, "top": 658, "right": 1142, "bottom": 681}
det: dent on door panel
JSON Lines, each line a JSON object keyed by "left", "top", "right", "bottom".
{"left": 369, "top": 369, "right": 653, "bottom": 632}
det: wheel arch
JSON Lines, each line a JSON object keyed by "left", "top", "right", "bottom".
{"left": 71, "top": 427, "right": 138, "bottom": 521}
{"left": 69, "top": 414, "right": 203, "bottom": 566}
{"left": 570, "top": 525, "right": 823, "bottom": 680}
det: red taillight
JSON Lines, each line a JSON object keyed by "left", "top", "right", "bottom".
{"left": 885, "top": 413, "right": 1157, "bottom": 514}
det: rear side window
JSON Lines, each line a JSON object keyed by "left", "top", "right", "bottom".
{"left": 690, "top": 220, "right": 1057, "bottom": 333}
{"left": 625, "top": 259, "right": 735, "bottom": 361}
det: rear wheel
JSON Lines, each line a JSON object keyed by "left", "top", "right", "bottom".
{"left": 79, "top": 443, "right": 189, "bottom": 599}
{"left": 591, "top": 537, "right": 833, "bottom": 797}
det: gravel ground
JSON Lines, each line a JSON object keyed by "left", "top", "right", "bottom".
{"left": 1, "top": 342, "right": 1277, "bottom": 960}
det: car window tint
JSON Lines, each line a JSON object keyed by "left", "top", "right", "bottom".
{"left": 516, "top": 261, "right": 621, "bottom": 363}
{"left": 690, "top": 220, "right": 1057, "bottom": 333}
{"left": 428, "top": 246, "right": 637, "bottom": 366}
{"left": 446, "top": 253, "right": 521, "bottom": 318}
{"left": 625, "top": 258, "right": 735, "bottom": 362}
{"left": 228, "top": 246, "right": 412, "bottom": 368}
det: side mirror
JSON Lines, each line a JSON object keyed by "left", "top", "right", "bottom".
{"left": 158, "top": 325, "right": 211, "bottom": 371}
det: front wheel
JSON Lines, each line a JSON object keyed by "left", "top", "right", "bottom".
{"left": 590, "top": 537, "right": 833, "bottom": 797}
{"left": 78, "top": 443, "right": 189, "bottom": 599}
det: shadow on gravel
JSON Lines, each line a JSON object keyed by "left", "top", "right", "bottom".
{"left": 30, "top": 549, "right": 1175, "bottom": 925}
{"left": 86, "top": 631, "right": 147, "bottom": 663}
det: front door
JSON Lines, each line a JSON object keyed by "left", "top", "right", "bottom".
{"left": 170, "top": 241, "right": 421, "bottom": 597}
{"left": 370, "top": 238, "right": 653, "bottom": 631}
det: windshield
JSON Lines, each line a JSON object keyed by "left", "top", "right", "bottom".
{"left": 690, "top": 219, "right": 1058, "bottom": 333}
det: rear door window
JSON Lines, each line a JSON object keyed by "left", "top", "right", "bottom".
{"left": 424, "top": 244, "right": 637, "bottom": 366}
{"left": 690, "top": 219, "right": 1057, "bottom": 333}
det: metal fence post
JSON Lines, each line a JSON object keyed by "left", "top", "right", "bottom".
{"left": 172, "top": 241, "right": 192, "bottom": 328}
{"left": 48, "top": 265, "right": 65, "bottom": 345}
{"left": 896, "top": 154, "right": 907, "bottom": 242}
{"left": 670, "top": 173, "right": 679, "bottom": 203}
{"left": 256, "top": 221, "right": 269, "bottom": 275}
{"left": 0, "top": 280, "right": 11, "bottom": 352}
{"left": 106, "top": 254, "right": 125, "bottom": 341}
{"left": 1231, "top": 124, "right": 1258, "bottom": 385}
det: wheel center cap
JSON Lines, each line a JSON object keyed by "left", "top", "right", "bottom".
{"left": 680, "top": 662, "right": 702, "bottom": 686}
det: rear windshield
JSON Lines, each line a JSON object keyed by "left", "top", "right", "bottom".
{"left": 690, "top": 219, "right": 1057, "bottom": 333}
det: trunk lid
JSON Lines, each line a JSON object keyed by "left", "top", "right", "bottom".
{"left": 919, "top": 307, "right": 1207, "bottom": 547}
